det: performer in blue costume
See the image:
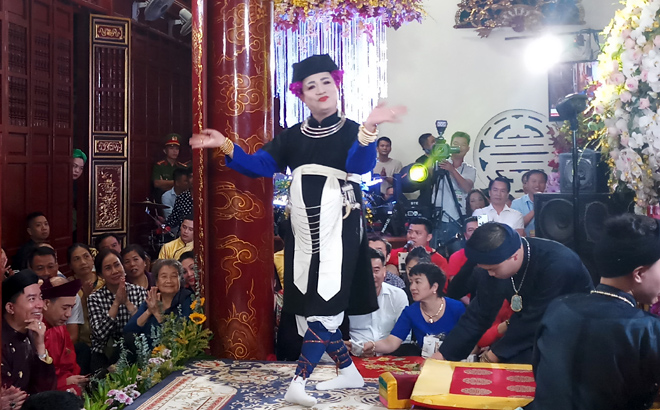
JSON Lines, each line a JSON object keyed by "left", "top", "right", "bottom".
{"left": 190, "top": 54, "right": 406, "bottom": 407}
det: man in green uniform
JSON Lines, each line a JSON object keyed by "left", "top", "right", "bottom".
{"left": 152, "top": 134, "right": 187, "bottom": 201}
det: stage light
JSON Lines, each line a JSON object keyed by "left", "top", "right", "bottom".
{"left": 409, "top": 164, "right": 428, "bottom": 182}
{"left": 525, "top": 34, "right": 563, "bottom": 73}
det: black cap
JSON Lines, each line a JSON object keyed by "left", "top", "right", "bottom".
{"left": 291, "top": 54, "right": 339, "bottom": 83}
{"left": 3, "top": 269, "right": 40, "bottom": 305}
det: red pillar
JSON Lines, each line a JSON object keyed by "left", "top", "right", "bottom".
{"left": 193, "top": 0, "right": 274, "bottom": 360}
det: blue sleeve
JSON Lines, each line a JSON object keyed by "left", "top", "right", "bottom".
{"left": 226, "top": 145, "right": 280, "bottom": 178}
{"left": 345, "top": 140, "right": 377, "bottom": 174}
{"left": 510, "top": 198, "right": 526, "bottom": 215}
{"left": 390, "top": 305, "right": 413, "bottom": 342}
{"left": 124, "top": 301, "right": 149, "bottom": 333}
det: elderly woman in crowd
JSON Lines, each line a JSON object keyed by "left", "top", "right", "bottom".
{"left": 124, "top": 259, "right": 193, "bottom": 347}
{"left": 365, "top": 263, "right": 465, "bottom": 358}
{"left": 120, "top": 244, "right": 155, "bottom": 290}
{"left": 87, "top": 249, "right": 146, "bottom": 372}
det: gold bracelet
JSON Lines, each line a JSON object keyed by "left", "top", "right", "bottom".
{"left": 221, "top": 138, "right": 235, "bottom": 156}
{"left": 358, "top": 125, "right": 378, "bottom": 146}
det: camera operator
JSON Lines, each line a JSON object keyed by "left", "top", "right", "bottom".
{"left": 431, "top": 132, "right": 476, "bottom": 252}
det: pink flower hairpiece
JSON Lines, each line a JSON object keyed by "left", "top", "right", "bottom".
{"left": 288, "top": 70, "right": 345, "bottom": 98}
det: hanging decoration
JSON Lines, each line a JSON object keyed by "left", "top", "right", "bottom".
{"left": 589, "top": 0, "right": 660, "bottom": 212}
{"left": 274, "top": 0, "right": 425, "bottom": 37}
{"left": 454, "top": 0, "right": 585, "bottom": 38}
{"left": 274, "top": 18, "right": 388, "bottom": 128}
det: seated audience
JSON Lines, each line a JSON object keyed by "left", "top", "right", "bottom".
{"left": 95, "top": 233, "right": 122, "bottom": 254}
{"left": 87, "top": 249, "right": 147, "bottom": 372}
{"left": 121, "top": 245, "right": 155, "bottom": 290}
{"left": 13, "top": 212, "right": 50, "bottom": 270}
{"left": 125, "top": 259, "right": 193, "bottom": 347}
{"left": 386, "top": 217, "right": 448, "bottom": 277}
{"left": 368, "top": 236, "right": 405, "bottom": 289}
{"left": 29, "top": 246, "right": 84, "bottom": 344}
{"left": 41, "top": 277, "right": 88, "bottom": 395}
{"left": 159, "top": 214, "right": 194, "bottom": 260}
{"left": 445, "top": 217, "right": 478, "bottom": 280}
{"left": 511, "top": 170, "right": 547, "bottom": 237}
{"left": 346, "top": 248, "right": 408, "bottom": 356}
{"left": 528, "top": 214, "right": 660, "bottom": 409}
{"left": 178, "top": 251, "right": 197, "bottom": 291}
{"left": 366, "top": 263, "right": 465, "bottom": 357}
{"left": 164, "top": 169, "right": 193, "bottom": 232}
{"left": 465, "top": 189, "right": 489, "bottom": 217}
{"left": 20, "top": 390, "right": 83, "bottom": 410}
{"left": 402, "top": 247, "right": 433, "bottom": 304}
{"left": 161, "top": 167, "right": 191, "bottom": 219}
{"left": 472, "top": 177, "right": 524, "bottom": 236}
{"left": 436, "top": 223, "right": 592, "bottom": 364}
{"left": 2, "top": 270, "right": 56, "bottom": 393}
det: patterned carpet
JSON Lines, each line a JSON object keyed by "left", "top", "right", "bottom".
{"left": 126, "top": 359, "right": 404, "bottom": 410}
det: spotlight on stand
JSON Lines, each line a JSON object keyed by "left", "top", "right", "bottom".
{"left": 409, "top": 164, "right": 428, "bottom": 183}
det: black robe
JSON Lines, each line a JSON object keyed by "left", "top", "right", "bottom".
{"left": 1, "top": 320, "right": 56, "bottom": 393}
{"left": 528, "top": 284, "right": 660, "bottom": 410}
{"left": 227, "top": 113, "right": 379, "bottom": 317}
{"left": 439, "top": 237, "right": 593, "bottom": 363}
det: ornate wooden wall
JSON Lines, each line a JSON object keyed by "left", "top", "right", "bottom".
{"left": 129, "top": 26, "right": 192, "bottom": 246}
{"left": 86, "top": 15, "right": 130, "bottom": 245}
{"left": 0, "top": 0, "right": 74, "bottom": 267}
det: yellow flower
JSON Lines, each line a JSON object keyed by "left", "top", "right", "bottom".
{"left": 200, "top": 297, "right": 205, "bottom": 306}
{"left": 189, "top": 312, "right": 207, "bottom": 325}
{"left": 190, "top": 299, "right": 198, "bottom": 310}
{"left": 152, "top": 345, "right": 165, "bottom": 355}
{"left": 175, "top": 337, "right": 189, "bottom": 345}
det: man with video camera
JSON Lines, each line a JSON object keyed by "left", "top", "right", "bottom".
{"left": 413, "top": 126, "right": 475, "bottom": 253}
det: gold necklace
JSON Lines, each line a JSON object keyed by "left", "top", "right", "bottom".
{"left": 590, "top": 290, "right": 635, "bottom": 308}
{"left": 421, "top": 298, "right": 445, "bottom": 323}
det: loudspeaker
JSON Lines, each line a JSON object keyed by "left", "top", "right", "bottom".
{"left": 559, "top": 149, "right": 608, "bottom": 193}
{"left": 534, "top": 193, "right": 631, "bottom": 250}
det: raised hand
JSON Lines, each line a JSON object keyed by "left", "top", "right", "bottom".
{"left": 146, "top": 287, "right": 161, "bottom": 316}
{"left": 115, "top": 278, "right": 128, "bottom": 305}
{"left": 364, "top": 102, "right": 407, "bottom": 131}
{"left": 189, "top": 129, "right": 227, "bottom": 149}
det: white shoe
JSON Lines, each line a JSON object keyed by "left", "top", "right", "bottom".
{"left": 316, "top": 363, "right": 364, "bottom": 390}
{"left": 284, "top": 376, "right": 317, "bottom": 407}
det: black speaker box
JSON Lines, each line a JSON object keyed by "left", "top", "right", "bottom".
{"left": 559, "top": 150, "right": 609, "bottom": 193}
{"left": 534, "top": 192, "right": 632, "bottom": 251}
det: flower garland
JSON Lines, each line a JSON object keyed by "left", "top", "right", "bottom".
{"left": 273, "top": 0, "right": 426, "bottom": 35}
{"left": 591, "top": 0, "right": 660, "bottom": 210}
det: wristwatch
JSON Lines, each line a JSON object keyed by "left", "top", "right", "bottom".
{"left": 38, "top": 349, "right": 53, "bottom": 364}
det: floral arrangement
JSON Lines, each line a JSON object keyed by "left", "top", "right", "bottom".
{"left": 84, "top": 286, "right": 212, "bottom": 410}
{"left": 590, "top": 0, "right": 660, "bottom": 210}
{"left": 273, "top": 0, "right": 425, "bottom": 34}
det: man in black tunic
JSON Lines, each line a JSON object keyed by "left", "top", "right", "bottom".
{"left": 435, "top": 222, "right": 593, "bottom": 363}
{"left": 191, "top": 55, "right": 406, "bottom": 407}
{"left": 2, "top": 270, "right": 56, "bottom": 395}
{"left": 528, "top": 214, "right": 660, "bottom": 410}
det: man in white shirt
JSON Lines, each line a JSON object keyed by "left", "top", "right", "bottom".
{"left": 373, "top": 137, "right": 403, "bottom": 195}
{"left": 432, "top": 132, "right": 476, "bottom": 251}
{"left": 473, "top": 177, "right": 525, "bottom": 236}
{"left": 161, "top": 168, "right": 191, "bottom": 219}
{"left": 346, "top": 248, "right": 408, "bottom": 356}
{"left": 511, "top": 170, "right": 547, "bottom": 237}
